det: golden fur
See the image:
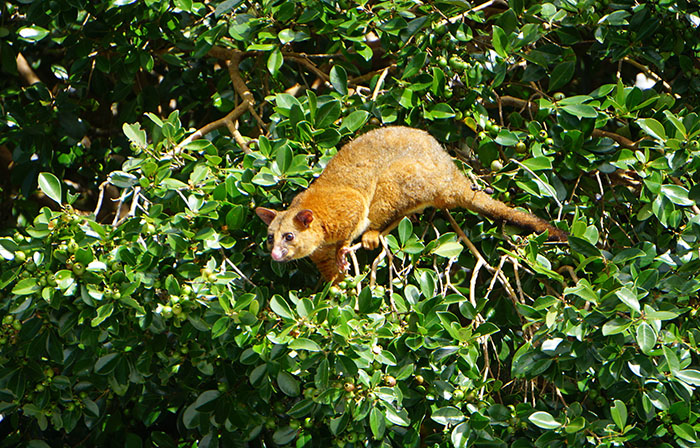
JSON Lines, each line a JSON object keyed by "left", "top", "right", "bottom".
{"left": 257, "top": 126, "right": 566, "bottom": 282}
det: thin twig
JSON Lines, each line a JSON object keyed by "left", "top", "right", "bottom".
{"left": 286, "top": 55, "right": 330, "bottom": 82}
{"left": 511, "top": 256, "right": 525, "bottom": 303}
{"left": 93, "top": 181, "right": 108, "bottom": 217}
{"left": 129, "top": 186, "right": 142, "bottom": 217}
{"left": 221, "top": 249, "right": 257, "bottom": 287}
{"left": 435, "top": 0, "right": 495, "bottom": 27}
{"left": 623, "top": 56, "right": 681, "bottom": 99}
{"left": 372, "top": 65, "right": 392, "bottom": 101}
{"left": 509, "top": 158, "right": 563, "bottom": 220}
{"left": 111, "top": 188, "right": 129, "bottom": 227}
{"left": 470, "top": 257, "right": 485, "bottom": 309}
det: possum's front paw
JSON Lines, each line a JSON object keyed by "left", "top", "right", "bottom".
{"left": 361, "top": 230, "right": 381, "bottom": 250}
{"left": 336, "top": 246, "right": 351, "bottom": 272}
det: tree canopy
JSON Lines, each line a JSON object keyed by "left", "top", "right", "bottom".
{"left": 1, "top": 0, "right": 700, "bottom": 447}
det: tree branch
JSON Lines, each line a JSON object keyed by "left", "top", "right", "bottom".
{"left": 489, "top": 95, "right": 643, "bottom": 149}
{"left": 16, "top": 52, "right": 41, "bottom": 85}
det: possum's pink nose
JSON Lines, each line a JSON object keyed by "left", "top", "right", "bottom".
{"left": 271, "top": 247, "right": 287, "bottom": 261}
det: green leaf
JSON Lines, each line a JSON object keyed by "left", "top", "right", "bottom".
{"left": 276, "top": 145, "right": 293, "bottom": 173}
{"left": 275, "top": 93, "right": 302, "bottom": 116}
{"left": 182, "top": 402, "right": 201, "bottom": 429}
{"left": 660, "top": 184, "right": 694, "bottom": 206}
{"left": 521, "top": 156, "right": 553, "bottom": 171}
{"left": 401, "top": 51, "right": 426, "bottom": 79}
{"left": 492, "top": 25, "right": 508, "bottom": 58}
{"left": 563, "top": 279, "right": 598, "bottom": 303}
{"left": 663, "top": 110, "right": 686, "bottom": 137}
{"left": 560, "top": 104, "right": 598, "bottom": 119}
{"left": 267, "top": 47, "right": 283, "bottom": 75}
{"left": 38, "top": 172, "right": 62, "bottom": 205}
{"left": 370, "top": 407, "right": 386, "bottom": 439}
{"left": 289, "top": 338, "right": 321, "bottom": 352}
{"left": 27, "top": 441, "right": 51, "bottom": 448}
{"left": 122, "top": 123, "right": 146, "bottom": 147}
{"left": 602, "top": 317, "right": 631, "bottom": 336}
{"left": 270, "top": 295, "right": 294, "bottom": 319}
{"left": 11, "top": 278, "right": 40, "bottom": 296}
{"left": 340, "top": 110, "right": 370, "bottom": 132}
{"left": 599, "top": 10, "right": 630, "bottom": 25}
{"left": 384, "top": 404, "right": 410, "bottom": 427}
{"left": 315, "top": 100, "right": 341, "bottom": 128}
{"left": 330, "top": 65, "right": 348, "bottom": 95}
{"left": 277, "top": 371, "right": 300, "bottom": 397}
{"left": 637, "top": 118, "right": 667, "bottom": 140}
{"left": 91, "top": 303, "right": 114, "bottom": 327}
{"left": 431, "top": 406, "right": 465, "bottom": 425}
{"left": 676, "top": 369, "right": 700, "bottom": 386}
{"left": 94, "top": 352, "right": 120, "bottom": 375}
{"left": 109, "top": 171, "right": 139, "bottom": 188}
{"left": 672, "top": 423, "right": 697, "bottom": 443}
{"left": 425, "top": 103, "right": 455, "bottom": 120}
{"left": 636, "top": 322, "right": 656, "bottom": 354}
{"left": 432, "top": 241, "right": 462, "bottom": 258}
{"left": 615, "top": 286, "right": 640, "bottom": 313}
{"left": 549, "top": 61, "right": 575, "bottom": 90}
{"left": 529, "top": 411, "right": 561, "bottom": 429}
{"left": 611, "top": 400, "right": 627, "bottom": 430}
{"left": 565, "top": 416, "right": 587, "bottom": 434}
{"left": 494, "top": 129, "right": 519, "bottom": 146}
{"left": 663, "top": 345, "right": 680, "bottom": 374}
{"left": 18, "top": 26, "right": 49, "bottom": 43}
{"left": 193, "top": 390, "right": 220, "bottom": 412}
{"left": 278, "top": 28, "right": 296, "bottom": 44}
{"left": 272, "top": 426, "right": 297, "bottom": 445}
{"left": 644, "top": 305, "right": 678, "bottom": 321}
{"left": 214, "top": 0, "right": 243, "bottom": 16}
{"left": 398, "top": 217, "right": 413, "bottom": 245}
{"left": 211, "top": 317, "right": 230, "bottom": 339}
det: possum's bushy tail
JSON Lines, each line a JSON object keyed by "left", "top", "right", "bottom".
{"left": 464, "top": 190, "right": 568, "bottom": 241}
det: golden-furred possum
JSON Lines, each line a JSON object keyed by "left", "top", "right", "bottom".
{"left": 256, "top": 126, "right": 566, "bottom": 282}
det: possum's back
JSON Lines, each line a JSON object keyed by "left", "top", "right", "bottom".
{"left": 313, "top": 126, "right": 456, "bottom": 192}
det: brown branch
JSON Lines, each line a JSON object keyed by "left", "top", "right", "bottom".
{"left": 173, "top": 48, "right": 258, "bottom": 154}
{"left": 490, "top": 95, "right": 644, "bottom": 149}
{"left": 623, "top": 57, "right": 681, "bottom": 99}
{"left": 175, "top": 101, "right": 250, "bottom": 153}
{"left": 286, "top": 55, "right": 330, "bottom": 82}
{"left": 16, "top": 52, "right": 41, "bottom": 85}
{"left": 591, "top": 129, "right": 639, "bottom": 150}
{"left": 435, "top": 0, "right": 498, "bottom": 27}
{"left": 349, "top": 64, "right": 397, "bottom": 85}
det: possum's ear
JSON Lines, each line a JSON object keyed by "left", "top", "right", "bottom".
{"left": 294, "top": 209, "right": 314, "bottom": 228}
{"left": 255, "top": 207, "right": 277, "bottom": 226}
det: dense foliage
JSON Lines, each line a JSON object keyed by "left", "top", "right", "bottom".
{"left": 2, "top": 0, "right": 700, "bottom": 446}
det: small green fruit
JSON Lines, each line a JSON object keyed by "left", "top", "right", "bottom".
{"left": 67, "top": 240, "right": 79, "bottom": 253}
{"left": 72, "top": 262, "right": 85, "bottom": 276}
{"left": 14, "top": 251, "right": 27, "bottom": 263}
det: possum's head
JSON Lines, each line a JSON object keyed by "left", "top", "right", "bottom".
{"left": 255, "top": 207, "right": 324, "bottom": 262}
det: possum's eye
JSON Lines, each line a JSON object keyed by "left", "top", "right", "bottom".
{"left": 283, "top": 232, "right": 294, "bottom": 242}
{"left": 266, "top": 235, "right": 274, "bottom": 244}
